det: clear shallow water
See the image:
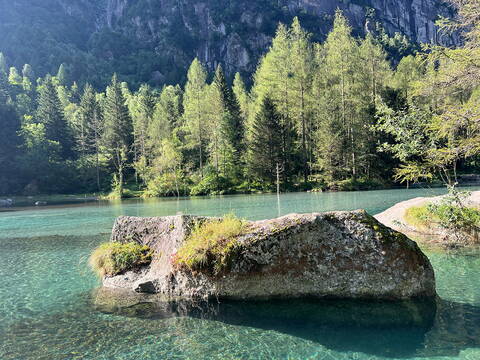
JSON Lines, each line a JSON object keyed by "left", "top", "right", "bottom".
{"left": 1, "top": 188, "right": 480, "bottom": 360}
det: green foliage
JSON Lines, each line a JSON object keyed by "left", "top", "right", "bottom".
{"left": 190, "top": 172, "right": 234, "bottom": 196}
{"left": 144, "top": 173, "right": 186, "bottom": 198}
{"left": 89, "top": 242, "right": 153, "bottom": 277}
{"left": 36, "top": 75, "right": 73, "bottom": 158}
{"left": 405, "top": 186, "right": 480, "bottom": 244}
{"left": 326, "top": 178, "right": 386, "bottom": 191}
{"left": 247, "top": 96, "right": 284, "bottom": 188}
{"left": 174, "top": 215, "right": 248, "bottom": 275}
{"left": 1, "top": 4, "right": 479, "bottom": 197}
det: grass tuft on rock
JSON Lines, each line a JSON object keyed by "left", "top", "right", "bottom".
{"left": 404, "top": 205, "right": 431, "bottom": 229}
{"left": 89, "top": 242, "right": 153, "bottom": 277}
{"left": 174, "top": 215, "right": 249, "bottom": 275}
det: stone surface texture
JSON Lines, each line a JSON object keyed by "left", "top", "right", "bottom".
{"left": 102, "top": 211, "right": 436, "bottom": 300}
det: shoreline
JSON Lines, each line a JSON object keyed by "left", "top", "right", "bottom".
{"left": 375, "top": 191, "right": 480, "bottom": 247}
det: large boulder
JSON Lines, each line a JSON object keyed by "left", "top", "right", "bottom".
{"left": 102, "top": 211, "right": 436, "bottom": 300}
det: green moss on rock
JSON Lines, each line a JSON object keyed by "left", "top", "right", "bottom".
{"left": 173, "top": 215, "right": 249, "bottom": 276}
{"left": 89, "top": 242, "right": 153, "bottom": 277}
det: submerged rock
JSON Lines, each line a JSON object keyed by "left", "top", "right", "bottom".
{"left": 102, "top": 211, "right": 436, "bottom": 300}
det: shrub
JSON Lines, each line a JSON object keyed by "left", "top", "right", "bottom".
{"left": 174, "top": 215, "right": 248, "bottom": 275}
{"left": 143, "top": 173, "right": 186, "bottom": 198}
{"left": 327, "top": 178, "right": 385, "bottom": 191}
{"left": 405, "top": 186, "right": 480, "bottom": 244}
{"left": 190, "top": 173, "right": 234, "bottom": 196}
{"left": 89, "top": 242, "right": 153, "bottom": 277}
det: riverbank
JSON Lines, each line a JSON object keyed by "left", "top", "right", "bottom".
{"left": 375, "top": 191, "right": 480, "bottom": 248}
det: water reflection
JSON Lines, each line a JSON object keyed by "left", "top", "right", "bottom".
{"left": 90, "top": 289, "right": 480, "bottom": 359}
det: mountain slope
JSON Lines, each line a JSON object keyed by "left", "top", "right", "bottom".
{"left": 0, "top": 0, "right": 456, "bottom": 87}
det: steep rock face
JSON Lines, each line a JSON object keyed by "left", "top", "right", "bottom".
{"left": 0, "top": 0, "right": 456, "bottom": 86}
{"left": 102, "top": 211, "right": 436, "bottom": 300}
{"left": 101, "top": 0, "right": 456, "bottom": 76}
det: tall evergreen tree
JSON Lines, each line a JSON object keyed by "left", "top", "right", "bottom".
{"left": 183, "top": 58, "right": 208, "bottom": 177}
{"left": 232, "top": 73, "right": 250, "bottom": 124}
{"left": 0, "top": 53, "right": 7, "bottom": 75}
{"left": 36, "top": 75, "right": 73, "bottom": 158}
{"left": 56, "top": 63, "right": 68, "bottom": 86}
{"left": 102, "top": 74, "right": 133, "bottom": 196}
{"left": 207, "top": 65, "right": 244, "bottom": 179}
{"left": 0, "top": 78, "right": 21, "bottom": 194}
{"left": 22, "top": 64, "right": 35, "bottom": 82}
{"left": 251, "top": 22, "right": 297, "bottom": 185}
{"left": 247, "top": 96, "right": 284, "bottom": 188}
{"left": 8, "top": 67, "right": 22, "bottom": 85}
{"left": 313, "top": 11, "right": 362, "bottom": 181}
{"left": 77, "top": 83, "right": 104, "bottom": 190}
{"left": 290, "top": 17, "right": 315, "bottom": 184}
{"left": 149, "top": 85, "right": 183, "bottom": 149}
{"left": 130, "top": 84, "right": 156, "bottom": 183}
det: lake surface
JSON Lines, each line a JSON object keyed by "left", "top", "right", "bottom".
{"left": 1, "top": 188, "right": 480, "bottom": 360}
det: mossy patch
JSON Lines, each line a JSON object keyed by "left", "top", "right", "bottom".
{"left": 89, "top": 242, "right": 153, "bottom": 277}
{"left": 173, "top": 215, "right": 249, "bottom": 276}
{"left": 404, "top": 205, "right": 431, "bottom": 229}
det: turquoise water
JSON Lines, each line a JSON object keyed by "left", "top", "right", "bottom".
{"left": 1, "top": 188, "right": 480, "bottom": 359}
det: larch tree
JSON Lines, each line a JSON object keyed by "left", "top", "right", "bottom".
{"left": 0, "top": 53, "right": 7, "bottom": 75}
{"left": 77, "top": 84, "right": 104, "bottom": 190}
{"left": 251, "top": 22, "right": 297, "bottom": 185}
{"left": 130, "top": 84, "right": 156, "bottom": 183}
{"left": 290, "top": 17, "right": 315, "bottom": 184}
{"left": 0, "top": 72, "right": 21, "bottom": 194}
{"left": 36, "top": 75, "right": 73, "bottom": 158}
{"left": 102, "top": 74, "right": 133, "bottom": 197}
{"left": 183, "top": 58, "right": 208, "bottom": 177}
{"left": 232, "top": 72, "right": 250, "bottom": 124}
{"left": 313, "top": 11, "right": 361, "bottom": 182}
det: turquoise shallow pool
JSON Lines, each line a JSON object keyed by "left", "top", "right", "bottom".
{"left": 1, "top": 188, "right": 480, "bottom": 360}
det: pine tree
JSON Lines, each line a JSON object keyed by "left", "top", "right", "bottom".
{"left": 22, "top": 64, "right": 35, "bottom": 82}
{"left": 149, "top": 85, "right": 183, "bottom": 150}
{"left": 0, "top": 71, "right": 10, "bottom": 104}
{"left": 56, "top": 63, "right": 68, "bottom": 86}
{"left": 251, "top": 22, "right": 297, "bottom": 186}
{"left": 130, "top": 84, "right": 156, "bottom": 183}
{"left": 290, "top": 17, "right": 315, "bottom": 184}
{"left": 36, "top": 75, "right": 73, "bottom": 158}
{"left": 8, "top": 67, "right": 22, "bottom": 86}
{"left": 207, "top": 65, "right": 244, "bottom": 179}
{"left": 102, "top": 74, "right": 133, "bottom": 196}
{"left": 247, "top": 96, "right": 284, "bottom": 188}
{"left": 232, "top": 73, "right": 250, "bottom": 123}
{"left": 313, "top": 11, "right": 361, "bottom": 181}
{"left": 0, "top": 53, "right": 7, "bottom": 75}
{"left": 183, "top": 58, "right": 208, "bottom": 177}
{"left": 77, "top": 83, "right": 104, "bottom": 190}
{"left": 0, "top": 79, "right": 21, "bottom": 194}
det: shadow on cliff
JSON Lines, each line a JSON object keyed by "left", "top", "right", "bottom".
{"left": 94, "top": 289, "right": 480, "bottom": 358}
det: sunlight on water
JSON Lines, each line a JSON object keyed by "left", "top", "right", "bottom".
{"left": 1, "top": 189, "right": 480, "bottom": 359}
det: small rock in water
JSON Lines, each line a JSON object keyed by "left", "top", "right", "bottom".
{"left": 35, "top": 201, "right": 47, "bottom": 206}
{"left": 0, "top": 199, "right": 13, "bottom": 207}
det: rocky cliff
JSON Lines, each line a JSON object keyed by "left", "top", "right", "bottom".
{"left": 0, "top": 0, "right": 456, "bottom": 86}
{"left": 102, "top": 0, "right": 457, "bottom": 77}
{"left": 100, "top": 211, "right": 436, "bottom": 300}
